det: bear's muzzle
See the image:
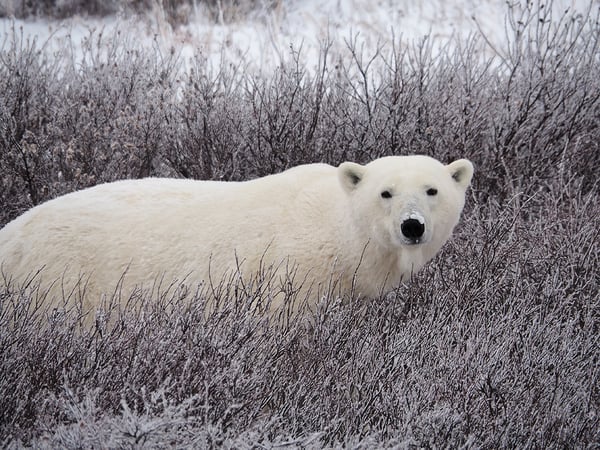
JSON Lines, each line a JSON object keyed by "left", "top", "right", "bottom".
{"left": 400, "top": 211, "right": 427, "bottom": 245}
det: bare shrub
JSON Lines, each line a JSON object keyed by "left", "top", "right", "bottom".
{"left": 0, "top": 0, "right": 279, "bottom": 25}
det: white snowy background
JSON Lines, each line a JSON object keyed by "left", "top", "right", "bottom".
{"left": 1, "top": 0, "right": 596, "bottom": 74}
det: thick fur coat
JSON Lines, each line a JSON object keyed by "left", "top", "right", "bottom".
{"left": 0, "top": 155, "right": 473, "bottom": 314}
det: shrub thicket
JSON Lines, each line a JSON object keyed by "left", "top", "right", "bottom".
{"left": 0, "top": 1, "right": 598, "bottom": 448}
{"left": 0, "top": 0, "right": 278, "bottom": 24}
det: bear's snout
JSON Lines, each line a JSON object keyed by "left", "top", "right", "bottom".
{"left": 401, "top": 218, "right": 425, "bottom": 243}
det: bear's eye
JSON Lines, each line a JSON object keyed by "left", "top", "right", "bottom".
{"left": 381, "top": 190, "right": 392, "bottom": 199}
{"left": 426, "top": 188, "right": 438, "bottom": 196}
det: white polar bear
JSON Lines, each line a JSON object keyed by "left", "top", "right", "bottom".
{"left": 0, "top": 155, "right": 473, "bottom": 316}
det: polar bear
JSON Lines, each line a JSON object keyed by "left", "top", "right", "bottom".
{"left": 0, "top": 155, "right": 473, "bottom": 317}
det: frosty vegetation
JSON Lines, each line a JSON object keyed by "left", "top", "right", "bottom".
{"left": 0, "top": 0, "right": 273, "bottom": 24}
{"left": 0, "top": 1, "right": 599, "bottom": 448}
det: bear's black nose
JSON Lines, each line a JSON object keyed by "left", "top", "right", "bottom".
{"left": 401, "top": 218, "right": 425, "bottom": 240}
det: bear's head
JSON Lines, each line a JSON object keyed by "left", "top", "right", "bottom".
{"left": 338, "top": 155, "right": 474, "bottom": 251}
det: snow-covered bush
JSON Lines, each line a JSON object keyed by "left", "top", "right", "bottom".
{"left": 0, "top": 0, "right": 275, "bottom": 24}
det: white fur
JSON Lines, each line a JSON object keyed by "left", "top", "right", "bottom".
{"left": 0, "top": 155, "right": 473, "bottom": 314}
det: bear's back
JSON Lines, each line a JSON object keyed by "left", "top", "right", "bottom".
{"left": 0, "top": 162, "right": 346, "bottom": 315}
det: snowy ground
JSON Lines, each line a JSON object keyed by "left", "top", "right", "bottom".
{"left": 1, "top": 0, "right": 597, "bottom": 73}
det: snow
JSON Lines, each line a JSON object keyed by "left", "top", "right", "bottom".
{"left": 1, "top": 0, "right": 596, "bottom": 73}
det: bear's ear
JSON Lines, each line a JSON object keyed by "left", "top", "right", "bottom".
{"left": 338, "top": 162, "right": 366, "bottom": 193}
{"left": 446, "top": 159, "right": 474, "bottom": 190}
